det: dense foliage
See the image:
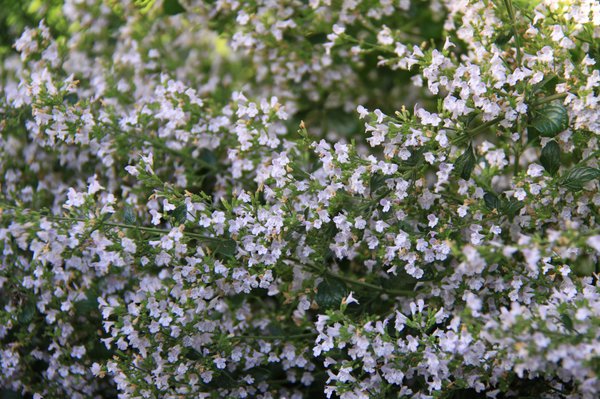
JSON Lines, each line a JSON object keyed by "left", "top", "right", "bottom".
{"left": 1, "top": 0, "right": 600, "bottom": 398}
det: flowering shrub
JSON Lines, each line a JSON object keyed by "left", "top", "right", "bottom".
{"left": 1, "top": 0, "right": 600, "bottom": 398}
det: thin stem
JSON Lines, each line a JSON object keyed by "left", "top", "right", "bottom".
{"left": 450, "top": 92, "right": 568, "bottom": 147}
{"left": 469, "top": 115, "right": 504, "bottom": 135}
{"left": 503, "top": 0, "right": 522, "bottom": 66}
{"left": 532, "top": 92, "right": 568, "bottom": 106}
{"left": 513, "top": 146, "right": 520, "bottom": 177}
{"left": 32, "top": 213, "right": 228, "bottom": 243}
{"left": 232, "top": 333, "right": 316, "bottom": 341}
{"left": 577, "top": 149, "right": 600, "bottom": 166}
{"left": 329, "top": 271, "right": 417, "bottom": 296}
{"left": 298, "top": 260, "right": 418, "bottom": 297}
{"left": 145, "top": 135, "right": 217, "bottom": 171}
{"left": 451, "top": 115, "right": 504, "bottom": 145}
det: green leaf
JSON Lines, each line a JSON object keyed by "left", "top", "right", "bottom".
{"left": 100, "top": 212, "right": 113, "bottom": 223}
{"left": 64, "top": 93, "right": 78, "bottom": 105}
{"left": 560, "top": 313, "right": 574, "bottom": 332}
{"left": 483, "top": 192, "right": 501, "bottom": 211}
{"left": 540, "top": 140, "right": 560, "bottom": 176}
{"left": 404, "top": 147, "right": 424, "bottom": 167}
{"left": 184, "top": 348, "right": 202, "bottom": 361}
{"left": 75, "top": 295, "right": 98, "bottom": 316}
{"left": 454, "top": 143, "right": 476, "bottom": 180}
{"left": 369, "top": 172, "right": 387, "bottom": 194}
{"left": 315, "top": 278, "right": 348, "bottom": 310}
{"left": 134, "top": 0, "right": 156, "bottom": 13}
{"left": 573, "top": 255, "right": 596, "bottom": 277}
{"left": 531, "top": 102, "right": 569, "bottom": 137}
{"left": 503, "top": 200, "right": 524, "bottom": 219}
{"left": 527, "top": 126, "right": 539, "bottom": 143}
{"left": 171, "top": 204, "right": 187, "bottom": 224}
{"left": 208, "top": 239, "right": 237, "bottom": 257}
{"left": 123, "top": 205, "right": 137, "bottom": 224}
{"left": 18, "top": 302, "right": 36, "bottom": 324}
{"left": 494, "top": 31, "right": 513, "bottom": 46}
{"left": 163, "top": 0, "right": 185, "bottom": 16}
{"left": 198, "top": 148, "right": 217, "bottom": 169}
{"left": 561, "top": 166, "right": 600, "bottom": 191}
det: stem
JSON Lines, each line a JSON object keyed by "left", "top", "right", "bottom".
{"left": 232, "top": 333, "right": 316, "bottom": 341}
{"left": 532, "top": 92, "right": 568, "bottom": 106}
{"left": 35, "top": 213, "right": 228, "bottom": 243}
{"left": 577, "top": 149, "right": 600, "bottom": 166}
{"left": 451, "top": 93, "right": 568, "bottom": 147}
{"left": 503, "top": 0, "right": 522, "bottom": 66}
{"left": 145, "top": 136, "right": 217, "bottom": 171}
{"left": 452, "top": 115, "right": 504, "bottom": 145}
{"left": 513, "top": 146, "right": 520, "bottom": 177}
{"left": 300, "top": 260, "right": 418, "bottom": 297}
{"left": 469, "top": 115, "right": 504, "bottom": 135}
{"left": 330, "top": 271, "right": 417, "bottom": 296}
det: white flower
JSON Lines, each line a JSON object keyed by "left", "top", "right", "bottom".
{"left": 87, "top": 174, "right": 104, "bottom": 194}
{"left": 587, "top": 235, "right": 600, "bottom": 253}
{"left": 332, "top": 24, "right": 345, "bottom": 35}
{"left": 443, "top": 37, "right": 455, "bottom": 51}
{"left": 356, "top": 105, "right": 369, "bottom": 119}
{"left": 514, "top": 188, "right": 527, "bottom": 201}
{"left": 527, "top": 163, "right": 545, "bottom": 177}
{"left": 427, "top": 214, "right": 439, "bottom": 228}
{"left": 65, "top": 188, "right": 85, "bottom": 208}
{"left": 377, "top": 26, "right": 394, "bottom": 46}
{"left": 91, "top": 362, "right": 103, "bottom": 377}
{"left": 416, "top": 108, "right": 442, "bottom": 127}
{"left": 343, "top": 292, "right": 359, "bottom": 305}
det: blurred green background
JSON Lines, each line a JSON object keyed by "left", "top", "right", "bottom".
{"left": 0, "top": 0, "right": 66, "bottom": 57}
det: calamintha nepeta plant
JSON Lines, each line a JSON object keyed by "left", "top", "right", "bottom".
{"left": 0, "top": 0, "right": 599, "bottom": 398}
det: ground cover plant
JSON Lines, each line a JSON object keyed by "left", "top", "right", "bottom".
{"left": 0, "top": 0, "right": 599, "bottom": 398}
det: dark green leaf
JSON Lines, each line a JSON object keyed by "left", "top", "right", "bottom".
{"left": 369, "top": 173, "right": 387, "bottom": 194}
{"left": 483, "top": 193, "right": 501, "bottom": 211}
{"left": 64, "top": 93, "right": 78, "bottom": 105}
{"left": 454, "top": 143, "right": 476, "bottom": 180}
{"left": 163, "top": 0, "right": 185, "bottom": 15}
{"left": 494, "top": 31, "right": 513, "bottom": 46}
{"left": 561, "top": 166, "right": 600, "bottom": 191}
{"left": 531, "top": 102, "right": 569, "bottom": 137}
{"left": 123, "top": 205, "right": 137, "bottom": 224}
{"left": 199, "top": 148, "right": 217, "bottom": 168}
{"left": 184, "top": 348, "right": 202, "bottom": 361}
{"left": 171, "top": 204, "right": 187, "bottom": 224}
{"left": 503, "top": 200, "right": 524, "bottom": 218}
{"left": 573, "top": 256, "right": 596, "bottom": 277}
{"left": 540, "top": 140, "right": 560, "bottom": 176}
{"left": 18, "top": 302, "right": 36, "bottom": 324}
{"left": 560, "top": 313, "right": 574, "bottom": 332}
{"left": 0, "top": 390, "right": 22, "bottom": 399}
{"left": 75, "top": 295, "right": 98, "bottom": 316}
{"left": 531, "top": 74, "right": 558, "bottom": 95}
{"left": 404, "top": 147, "right": 424, "bottom": 167}
{"left": 527, "top": 126, "right": 539, "bottom": 143}
{"left": 208, "top": 239, "right": 237, "bottom": 257}
{"left": 315, "top": 278, "right": 348, "bottom": 310}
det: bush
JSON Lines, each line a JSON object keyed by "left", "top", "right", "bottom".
{"left": 1, "top": 0, "right": 599, "bottom": 398}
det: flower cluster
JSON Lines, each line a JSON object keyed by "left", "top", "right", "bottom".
{"left": 1, "top": 0, "right": 599, "bottom": 398}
